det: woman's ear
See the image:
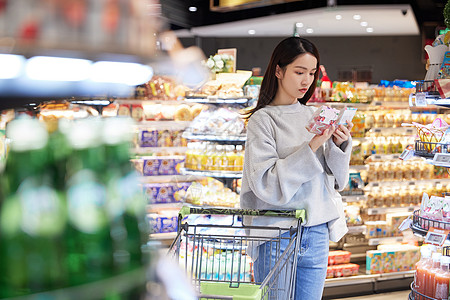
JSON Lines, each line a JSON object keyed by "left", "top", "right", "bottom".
{"left": 275, "top": 65, "right": 283, "bottom": 79}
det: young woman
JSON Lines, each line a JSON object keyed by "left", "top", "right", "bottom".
{"left": 240, "top": 37, "right": 352, "bottom": 300}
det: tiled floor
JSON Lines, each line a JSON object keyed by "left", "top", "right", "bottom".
{"left": 331, "top": 289, "right": 411, "bottom": 300}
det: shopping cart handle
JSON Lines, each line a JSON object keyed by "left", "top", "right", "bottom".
{"left": 178, "top": 205, "right": 305, "bottom": 220}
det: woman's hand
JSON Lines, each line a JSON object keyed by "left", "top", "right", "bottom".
{"left": 309, "top": 126, "right": 335, "bottom": 153}
{"left": 332, "top": 122, "right": 353, "bottom": 147}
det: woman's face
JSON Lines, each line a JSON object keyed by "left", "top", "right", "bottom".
{"left": 275, "top": 53, "right": 317, "bottom": 104}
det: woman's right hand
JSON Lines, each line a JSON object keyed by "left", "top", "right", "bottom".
{"left": 309, "top": 126, "right": 334, "bottom": 153}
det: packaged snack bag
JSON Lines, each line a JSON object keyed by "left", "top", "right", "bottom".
{"left": 306, "top": 105, "right": 339, "bottom": 135}
{"left": 337, "top": 107, "right": 357, "bottom": 125}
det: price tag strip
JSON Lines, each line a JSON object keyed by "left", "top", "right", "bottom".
{"left": 415, "top": 92, "right": 427, "bottom": 107}
{"left": 433, "top": 153, "right": 450, "bottom": 167}
{"left": 424, "top": 227, "right": 450, "bottom": 247}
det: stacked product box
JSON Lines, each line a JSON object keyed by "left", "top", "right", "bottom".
{"left": 143, "top": 182, "right": 192, "bottom": 204}
{"left": 366, "top": 245, "right": 420, "bottom": 274}
{"left": 326, "top": 251, "right": 360, "bottom": 278}
{"left": 132, "top": 156, "right": 185, "bottom": 176}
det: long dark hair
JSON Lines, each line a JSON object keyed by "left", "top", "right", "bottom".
{"left": 245, "top": 37, "right": 320, "bottom": 120}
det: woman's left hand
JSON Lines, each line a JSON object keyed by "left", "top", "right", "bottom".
{"left": 332, "top": 122, "right": 353, "bottom": 147}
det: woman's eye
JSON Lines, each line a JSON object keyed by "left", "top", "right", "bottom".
{"left": 296, "top": 72, "right": 303, "bottom": 75}
{"left": 310, "top": 73, "right": 315, "bottom": 76}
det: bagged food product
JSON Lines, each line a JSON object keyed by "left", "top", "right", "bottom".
{"left": 305, "top": 105, "right": 339, "bottom": 135}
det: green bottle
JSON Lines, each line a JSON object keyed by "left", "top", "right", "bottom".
{"left": 64, "top": 118, "right": 114, "bottom": 286}
{"left": 0, "top": 118, "right": 67, "bottom": 297}
{"left": 102, "top": 117, "right": 149, "bottom": 272}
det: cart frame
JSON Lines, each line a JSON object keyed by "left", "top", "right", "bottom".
{"left": 168, "top": 206, "right": 306, "bottom": 300}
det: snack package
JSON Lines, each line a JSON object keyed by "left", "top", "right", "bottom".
{"left": 305, "top": 105, "right": 339, "bottom": 135}
{"left": 337, "top": 107, "right": 357, "bottom": 125}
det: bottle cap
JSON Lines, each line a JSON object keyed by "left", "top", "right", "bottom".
{"left": 6, "top": 117, "right": 48, "bottom": 151}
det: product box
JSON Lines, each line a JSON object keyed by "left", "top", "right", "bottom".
{"left": 328, "top": 250, "right": 351, "bottom": 265}
{"left": 140, "top": 129, "right": 159, "bottom": 147}
{"left": 143, "top": 182, "right": 192, "bottom": 204}
{"left": 141, "top": 156, "right": 185, "bottom": 176}
{"left": 366, "top": 251, "right": 382, "bottom": 274}
{"left": 148, "top": 213, "right": 178, "bottom": 233}
{"left": 327, "top": 263, "right": 359, "bottom": 278}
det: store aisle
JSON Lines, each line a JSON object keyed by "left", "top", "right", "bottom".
{"left": 331, "top": 289, "right": 410, "bottom": 300}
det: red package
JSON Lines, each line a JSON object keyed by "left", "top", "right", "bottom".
{"left": 435, "top": 79, "right": 450, "bottom": 99}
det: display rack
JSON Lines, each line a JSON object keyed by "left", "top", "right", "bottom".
{"left": 184, "top": 96, "right": 251, "bottom": 104}
{"left": 409, "top": 80, "right": 450, "bottom": 108}
{"left": 182, "top": 132, "right": 246, "bottom": 143}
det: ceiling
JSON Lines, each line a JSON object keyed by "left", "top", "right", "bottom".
{"left": 162, "top": 0, "right": 447, "bottom": 37}
{"left": 175, "top": 4, "right": 419, "bottom": 37}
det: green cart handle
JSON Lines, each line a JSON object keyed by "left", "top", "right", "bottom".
{"left": 178, "top": 205, "right": 305, "bottom": 221}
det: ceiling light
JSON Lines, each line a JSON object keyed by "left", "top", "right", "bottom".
{"left": 0, "top": 54, "right": 24, "bottom": 79}
{"left": 360, "top": 21, "right": 368, "bottom": 27}
{"left": 306, "top": 28, "right": 313, "bottom": 34}
{"left": 26, "top": 56, "right": 92, "bottom": 81}
{"left": 366, "top": 27, "right": 374, "bottom": 33}
{"left": 248, "top": 29, "right": 256, "bottom": 35}
{"left": 188, "top": 6, "right": 197, "bottom": 12}
{"left": 91, "top": 61, "right": 153, "bottom": 86}
{"left": 335, "top": 15, "right": 342, "bottom": 20}
{"left": 353, "top": 14, "right": 361, "bottom": 20}
{"left": 296, "top": 22, "right": 303, "bottom": 27}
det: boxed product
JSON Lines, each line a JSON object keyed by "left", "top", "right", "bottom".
{"left": 366, "top": 245, "right": 420, "bottom": 274}
{"left": 326, "top": 264, "right": 359, "bottom": 278}
{"left": 328, "top": 250, "right": 351, "bottom": 265}
{"left": 143, "top": 182, "right": 192, "bottom": 204}
{"left": 132, "top": 156, "right": 185, "bottom": 176}
{"left": 148, "top": 211, "right": 178, "bottom": 233}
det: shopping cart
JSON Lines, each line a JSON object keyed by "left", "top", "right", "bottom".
{"left": 168, "top": 206, "right": 305, "bottom": 300}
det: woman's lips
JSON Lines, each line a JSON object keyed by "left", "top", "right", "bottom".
{"left": 299, "top": 88, "right": 308, "bottom": 93}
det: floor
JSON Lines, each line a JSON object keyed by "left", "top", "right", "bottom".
{"left": 332, "top": 290, "right": 411, "bottom": 300}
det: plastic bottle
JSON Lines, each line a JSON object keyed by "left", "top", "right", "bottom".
{"left": 434, "top": 255, "right": 450, "bottom": 300}
{"left": 234, "top": 145, "right": 244, "bottom": 171}
{"left": 415, "top": 245, "right": 432, "bottom": 294}
{"left": 426, "top": 252, "right": 443, "bottom": 297}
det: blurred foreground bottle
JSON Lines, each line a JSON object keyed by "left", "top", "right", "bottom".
{"left": 64, "top": 118, "right": 114, "bottom": 286}
{"left": 102, "top": 117, "right": 150, "bottom": 274}
{"left": 0, "top": 118, "right": 67, "bottom": 297}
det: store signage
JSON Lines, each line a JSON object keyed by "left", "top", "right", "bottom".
{"left": 424, "top": 227, "right": 450, "bottom": 246}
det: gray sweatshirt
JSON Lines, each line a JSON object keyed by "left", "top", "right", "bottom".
{"left": 240, "top": 101, "right": 351, "bottom": 242}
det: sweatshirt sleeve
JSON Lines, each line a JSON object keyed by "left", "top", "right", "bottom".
{"left": 244, "top": 113, "right": 323, "bottom": 206}
{"left": 324, "top": 137, "right": 352, "bottom": 191}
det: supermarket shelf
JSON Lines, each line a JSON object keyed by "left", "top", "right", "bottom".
{"left": 115, "top": 99, "right": 190, "bottom": 105}
{"left": 341, "top": 194, "right": 367, "bottom": 203}
{"left": 366, "top": 206, "right": 417, "bottom": 216}
{"left": 181, "top": 168, "right": 243, "bottom": 179}
{"left": 323, "top": 270, "right": 413, "bottom": 299}
{"left": 182, "top": 132, "right": 246, "bottom": 143}
{"left": 366, "top": 178, "right": 445, "bottom": 188}
{"left": 349, "top": 165, "right": 367, "bottom": 171}
{"left": 325, "top": 270, "right": 414, "bottom": 287}
{"left": 139, "top": 175, "right": 204, "bottom": 183}
{"left": 366, "top": 154, "right": 402, "bottom": 161}
{"left": 147, "top": 203, "right": 183, "bottom": 212}
{"left": 409, "top": 92, "right": 450, "bottom": 108}
{"left": 134, "top": 121, "right": 191, "bottom": 128}
{"left": 184, "top": 96, "right": 251, "bottom": 104}
{"left": 367, "top": 236, "right": 404, "bottom": 246}
{"left": 367, "top": 127, "right": 415, "bottom": 136}
{"left": 149, "top": 232, "right": 178, "bottom": 241}
{"left": 347, "top": 225, "right": 367, "bottom": 234}
{"left": 131, "top": 146, "right": 187, "bottom": 155}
